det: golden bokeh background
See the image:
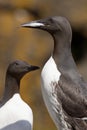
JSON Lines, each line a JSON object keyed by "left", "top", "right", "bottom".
{"left": 0, "top": 0, "right": 87, "bottom": 130}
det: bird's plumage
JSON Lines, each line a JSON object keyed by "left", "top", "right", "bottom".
{"left": 0, "top": 60, "right": 39, "bottom": 130}
{"left": 57, "top": 74, "right": 87, "bottom": 118}
{"left": 41, "top": 56, "right": 68, "bottom": 130}
{"left": 0, "top": 93, "right": 33, "bottom": 130}
{"left": 21, "top": 16, "right": 87, "bottom": 130}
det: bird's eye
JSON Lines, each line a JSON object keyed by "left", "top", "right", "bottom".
{"left": 15, "top": 62, "right": 19, "bottom": 66}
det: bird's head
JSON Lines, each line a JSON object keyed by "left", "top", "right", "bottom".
{"left": 21, "top": 16, "right": 72, "bottom": 41}
{"left": 7, "top": 60, "right": 39, "bottom": 80}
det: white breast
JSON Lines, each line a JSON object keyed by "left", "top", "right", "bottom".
{"left": 41, "top": 56, "right": 69, "bottom": 130}
{"left": 41, "top": 56, "right": 61, "bottom": 89}
{"left": 0, "top": 94, "right": 33, "bottom": 130}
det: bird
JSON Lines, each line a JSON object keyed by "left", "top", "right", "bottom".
{"left": 0, "top": 60, "right": 39, "bottom": 130}
{"left": 21, "top": 16, "right": 87, "bottom": 130}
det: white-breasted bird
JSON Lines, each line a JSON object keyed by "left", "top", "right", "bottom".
{"left": 0, "top": 60, "right": 39, "bottom": 130}
{"left": 21, "top": 16, "right": 87, "bottom": 130}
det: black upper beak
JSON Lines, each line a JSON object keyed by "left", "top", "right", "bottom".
{"left": 29, "top": 65, "right": 40, "bottom": 71}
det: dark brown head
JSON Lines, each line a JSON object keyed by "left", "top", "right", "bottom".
{"left": 21, "top": 16, "right": 72, "bottom": 42}
{"left": 7, "top": 60, "right": 39, "bottom": 81}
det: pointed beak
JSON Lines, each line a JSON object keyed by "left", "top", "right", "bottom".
{"left": 29, "top": 65, "right": 40, "bottom": 71}
{"left": 21, "top": 20, "right": 45, "bottom": 28}
{"left": 21, "top": 18, "right": 53, "bottom": 33}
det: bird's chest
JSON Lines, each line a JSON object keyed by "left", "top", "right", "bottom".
{"left": 41, "top": 57, "right": 61, "bottom": 122}
{"left": 41, "top": 57, "right": 71, "bottom": 130}
{"left": 0, "top": 94, "right": 33, "bottom": 129}
{"left": 41, "top": 57, "right": 61, "bottom": 101}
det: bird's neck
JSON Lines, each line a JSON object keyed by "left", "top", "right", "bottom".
{"left": 1, "top": 74, "right": 20, "bottom": 106}
{"left": 52, "top": 33, "right": 78, "bottom": 75}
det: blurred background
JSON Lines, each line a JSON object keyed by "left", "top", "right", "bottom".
{"left": 0, "top": 0, "right": 87, "bottom": 130}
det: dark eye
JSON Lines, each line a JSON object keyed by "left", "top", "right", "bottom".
{"left": 15, "top": 62, "right": 19, "bottom": 66}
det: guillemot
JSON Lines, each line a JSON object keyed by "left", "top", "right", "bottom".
{"left": 0, "top": 60, "right": 39, "bottom": 130}
{"left": 21, "top": 16, "right": 87, "bottom": 130}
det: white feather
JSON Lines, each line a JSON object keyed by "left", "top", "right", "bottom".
{"left": 0, "top": 93, "right": 33, "bottom": 130}
{"left": 82, "top": 117, "right": 87, "bottom": 120}
{"left": 41, "top": 56, "right": 70, "bottom": 130}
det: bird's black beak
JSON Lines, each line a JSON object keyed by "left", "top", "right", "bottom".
{"left": 21, "top": 18, "right": 55, "bottom": 33}
{"left": 21, "top": 19, "right": 45, "bottom": 29}
{"left": 29, "top": 65, "right": 40, "bottom": 71}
